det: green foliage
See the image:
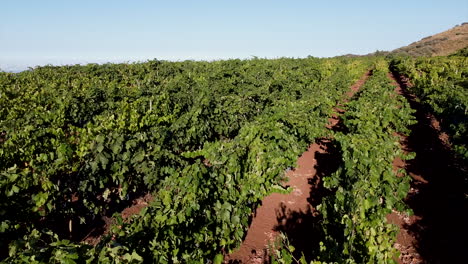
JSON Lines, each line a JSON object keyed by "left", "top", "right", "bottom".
{"left": 390, "top": 56, "right": 468, "bottom": 160}
{"left": 0, "top": 57, "right": 371, "bottom": 262}
{"left": 315, "top": 65, "right": 416, "bottom": 263}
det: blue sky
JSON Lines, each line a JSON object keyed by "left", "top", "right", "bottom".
{"left": 1, "top": 0, "right": 467, "bottom": 71}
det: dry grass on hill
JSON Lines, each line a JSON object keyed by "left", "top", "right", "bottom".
{"left": 393, "top": 23, "right": 468, "bottom": 56}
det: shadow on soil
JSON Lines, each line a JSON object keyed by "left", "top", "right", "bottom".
{"left": 392, "top": 72, "right": 468, "bottom": 263}
{"left": 273, "top": 139, "right": 343, "bottom": 262}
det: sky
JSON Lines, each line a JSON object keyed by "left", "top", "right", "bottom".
{"left": 1, "top": 0, "right": 467, "bottom": 72}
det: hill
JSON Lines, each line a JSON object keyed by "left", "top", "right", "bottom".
{"left": 392, "top": 23, "right": 468, "bottom": 56}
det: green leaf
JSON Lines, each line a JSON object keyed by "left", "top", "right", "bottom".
{"left": 221, "top": 210, "right": 230, "bottom": 222}
{"left": 98, "top": 154, "right": 109, "bottom": 168}
{"left": 9, "top": 185, "right": 20, "bottom": 196}
{"left": 132, "top": 151, "right": 145, "bottom": 163}
{"left": 122, "top": 251, "right": 143, "bottom": 262}
{"left": 213, "top": 254, "right": 223, "bottom": 264}
{"left": 111, "top": 142, "right": 122, "bottom": 155}
{"left": 96, "top": 143, "right": 104, "bottom": 153}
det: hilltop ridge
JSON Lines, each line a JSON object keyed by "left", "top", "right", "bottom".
{"left": 392, "top": 23, "right": 468, "bottom": 56}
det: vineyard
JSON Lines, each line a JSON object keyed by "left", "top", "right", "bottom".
{"left": 390, "top": 55, "right": 468, "bottom": 160}
{"left": 0, "top": 54, "right": 466, "bottom": 263}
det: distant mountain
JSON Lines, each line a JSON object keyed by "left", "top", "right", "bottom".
{"left": 392, "top": 23, "right": 468, "bottom": 56}
{"left": 0, "top": 65, "right": 27, "bottom": 73}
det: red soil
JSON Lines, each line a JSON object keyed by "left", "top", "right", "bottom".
{"left": 225, "top": 144, "right": 322, "bottom": 263}
{"left": 121, "top": 194, "right": 153, "bottom": 220}
{"left": 387, "top": 73, "right": 423, "bottom": 264}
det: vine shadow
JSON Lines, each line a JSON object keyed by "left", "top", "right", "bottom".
{"left": 392, "top": 71, "right": 468, "bottom": 262}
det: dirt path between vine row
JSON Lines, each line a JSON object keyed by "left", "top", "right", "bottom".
{"left": 387, "top": 72, "right": 468, "bottom": 264}
{"left": 225, "top": 71, "right": 372, "bottom": 263}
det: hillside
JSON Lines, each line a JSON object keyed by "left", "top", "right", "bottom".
{"left": 392, "top": 23, "right": 468, "bottom": 56}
